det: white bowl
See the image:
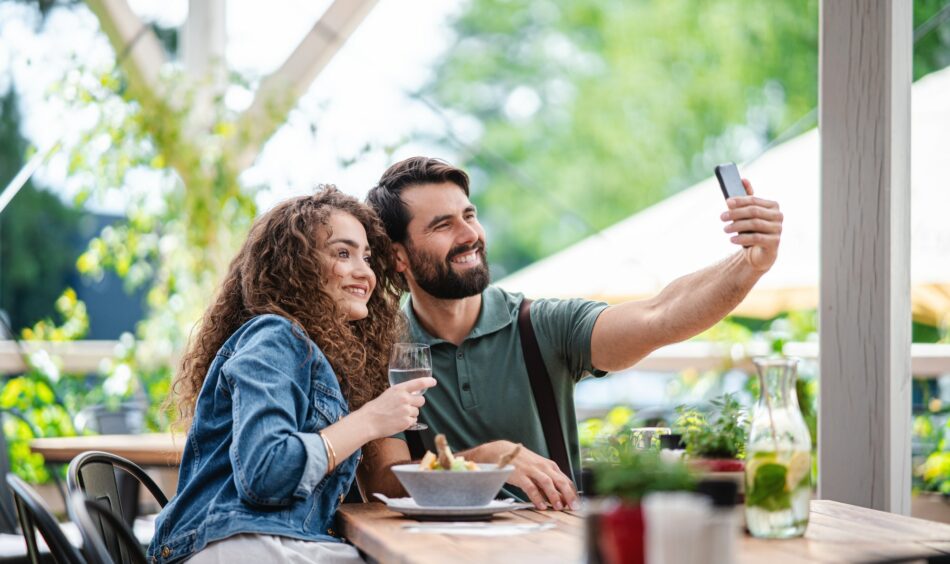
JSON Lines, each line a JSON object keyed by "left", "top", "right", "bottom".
{"left": 390, "top": 463, "right": 514, "bottom": 507}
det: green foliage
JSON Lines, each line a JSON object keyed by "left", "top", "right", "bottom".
{"left": 0, "top": 88, "right": 82, "bottom": 333}
{"left": 58, "top": 64, "right": 260, "bottom": 363}
{"left": 914, "top": 0, "right": 950, "bottom": 80}
{"left": 593, "top": 448, "right": 695, "bottom": 502}
{"left": 674, "top": 393, "right": 746, "bottom": 459}
{"left": 1, "top": 288, "right": 171, "bottom": 483}
{"left": 1, "top": 289, "right": 84, "bottom": 482}
{"left": 916, "top": 413, "right": 950, "bottom": 494}
{"left": 578, "top": 405, "right": 658, "bottom": 463}
{"left": 425, "top": 1, "right": 950, "bottom": 278}
{"left": 425, "top": 0, "right": 821, "bottom": 276}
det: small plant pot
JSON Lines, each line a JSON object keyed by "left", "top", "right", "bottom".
{"left": 598, "top": 503, "right": 645, "bottom": 564}
{"left": 688, "top": 458, "right": 745, "bottom": 495}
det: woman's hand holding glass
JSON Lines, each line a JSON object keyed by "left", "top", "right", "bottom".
{"left": 358, "top": 377, "right": 437, "bottom": 438}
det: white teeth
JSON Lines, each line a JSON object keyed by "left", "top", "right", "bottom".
{"left": 345, "top": 287, "right": 366, "bottom": 297}
{"left": 452, "top": 252, "right": 477, "bottom": 264}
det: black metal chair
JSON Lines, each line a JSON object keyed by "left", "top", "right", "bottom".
{"left": 66, "top": 451, "right": 168, "bottom": 564}
{"left": 66, "top": 492, "right": 146, "bottom": 564}
{"left": 5, "top": 473, "right": 84, "bottom": 564}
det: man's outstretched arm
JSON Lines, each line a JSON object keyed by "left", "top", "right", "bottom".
{"left": 591, "top": 181, "right": 783, "bottom": 372}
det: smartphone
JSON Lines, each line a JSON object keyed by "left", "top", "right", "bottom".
{"left": 714, "top": 162, "right": 747, "bottom": 199}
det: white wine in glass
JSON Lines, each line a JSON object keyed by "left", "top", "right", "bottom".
{"left": 388, "top": 343, "right": 432, "bottom": 431}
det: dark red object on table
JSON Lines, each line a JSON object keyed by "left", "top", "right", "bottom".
{"left": 599, "top": 504, "right": 646, "bottom": 564}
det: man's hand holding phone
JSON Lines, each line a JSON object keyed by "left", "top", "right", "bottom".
{"left": 715, "top": 162, "right": 783, "bottom": 273}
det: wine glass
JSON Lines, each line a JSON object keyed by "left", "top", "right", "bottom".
{"left": 388, "top": 343, "right": 432, "bottom": 431}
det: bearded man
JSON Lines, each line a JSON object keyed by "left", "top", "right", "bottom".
{"left": 361, "top": 157, "right": 783, "bottom": 510}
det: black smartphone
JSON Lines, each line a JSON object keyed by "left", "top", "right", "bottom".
{"left": 714, "top": 162, "right": 747, "bottom": 199}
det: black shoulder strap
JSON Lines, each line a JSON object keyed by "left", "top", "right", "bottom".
{"left": 405, "top": 429, "right": 427, "bottom": 460}
{"left": 518, "top": 298, "right": 572, "bottom": 479}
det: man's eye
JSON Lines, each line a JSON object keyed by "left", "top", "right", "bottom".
{"left": 435, "top": 223, "right": 449, "bottom": 231}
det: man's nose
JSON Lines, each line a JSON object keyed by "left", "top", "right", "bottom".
{"left": 457, "top": 221, "right": 480, "bottom": 246}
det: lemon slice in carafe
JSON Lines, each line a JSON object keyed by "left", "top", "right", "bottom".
{"left": 785, "top": 451, "right": 811, "bottom": 490}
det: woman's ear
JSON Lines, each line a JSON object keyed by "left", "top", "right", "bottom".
{"left": 392, "top": 242, "right": 409, "bottom": 274}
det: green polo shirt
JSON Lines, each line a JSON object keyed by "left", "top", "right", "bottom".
{"left": 401, "top": 285, "right": 608, "bottom": 491}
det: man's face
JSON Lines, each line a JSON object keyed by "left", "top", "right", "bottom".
{"left": 396, "top": 182, "right": 490, "bottom": 299}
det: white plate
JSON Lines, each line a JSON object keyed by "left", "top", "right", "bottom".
{"left": 372, "top": 493, "right": 532, "bottom": 521}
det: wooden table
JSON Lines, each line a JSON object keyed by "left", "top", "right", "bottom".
{"left": 30, "top": 433, "right": 185, "bottom": 467}
{"left": 339, "top": 500, "right": 950, "bottom": 563}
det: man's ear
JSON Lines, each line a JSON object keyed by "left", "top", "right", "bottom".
{"left": 392, "top": 242, "right": 410, "bottom": 274}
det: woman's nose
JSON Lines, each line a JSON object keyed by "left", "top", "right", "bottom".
{"left": 353, "top": 258, "right": 374, "bottom": 280}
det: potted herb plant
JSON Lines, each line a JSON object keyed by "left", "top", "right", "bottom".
{"left": 674, "top": 394, "right": 747, "bottom": 473}
{"left": 591, "top": 449, "right": 696, "bottom": 564}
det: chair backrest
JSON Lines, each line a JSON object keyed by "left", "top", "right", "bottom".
{"left": 5, "top": 473, "right": 85, "bottom": 564}
{"left": 67, "top": 451, "right": 168, "bottom": 564}
{"left": 67, "top": 492, "right": 147, "bottom": 564}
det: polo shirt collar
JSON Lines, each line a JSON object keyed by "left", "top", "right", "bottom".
{"left": 403, "top": 285, "right": 514, "bottom": 346}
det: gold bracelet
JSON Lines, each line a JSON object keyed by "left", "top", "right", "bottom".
{"left": 319, "top": 431, "right": 338, "bottom": 473}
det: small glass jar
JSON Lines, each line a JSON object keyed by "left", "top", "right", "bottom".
{"left": 745, "top": 357, "right": 812, "bottom": 539}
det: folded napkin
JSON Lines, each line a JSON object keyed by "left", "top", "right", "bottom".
{"left": 401, "top": 522, "right": 556, "bottom": 536}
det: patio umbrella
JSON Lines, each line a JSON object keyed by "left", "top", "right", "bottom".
{"left": 498, "top": 66, "right": 950, "bottom": 326}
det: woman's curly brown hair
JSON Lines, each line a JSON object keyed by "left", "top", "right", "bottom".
{"left": 171, "top": 186, "right": 403, "bottom": 431}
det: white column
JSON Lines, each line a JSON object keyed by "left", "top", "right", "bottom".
{"left": 819, "top": 0, "right": 912, "bottom": 513}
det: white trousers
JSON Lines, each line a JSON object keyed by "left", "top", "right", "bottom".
{"left": 187, "top": 533, "right": 364, "bottom": 564}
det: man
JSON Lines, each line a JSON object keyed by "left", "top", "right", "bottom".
{"left": 360, "top": 157, "right": 783, "bottom": 511}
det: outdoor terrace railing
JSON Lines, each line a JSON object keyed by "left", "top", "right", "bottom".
{"left": 2, "top": 340, "right": 949, "bottom": 377}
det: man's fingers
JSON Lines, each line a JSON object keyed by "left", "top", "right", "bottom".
{"left": 552, "top": 474, "right": 578, "bottom": 510}
{"left": 395, "top": 377, "right": 437, "bottom": 393}
{"left": 724, "top": 218, "right": 782, "bottom": 235}
{"left": 730, "top": 233, "right": 780, "bottom": 248}
{"left": 742, "top": 178, "right": 754, "bottom": 195}
{"left": 532, "top": 473, "right": 565, "bottom": 511}
{"left": 721, "top": 206, "right": 783, "bottom": 223}
{"left": 514, "top": 477, "right": 548, "bottom": 510}
{"left": 726, "top": 195, "right": 777, "bottom": 209}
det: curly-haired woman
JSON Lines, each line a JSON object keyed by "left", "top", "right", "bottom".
{"left": 148, "top": 187, "right": 434, "bottom": 563}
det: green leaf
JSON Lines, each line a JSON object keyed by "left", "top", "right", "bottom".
{"left": 747, "top": 462, "right": 791, "bottom": 510}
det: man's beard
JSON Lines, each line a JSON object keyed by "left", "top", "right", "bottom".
{"left": 406, "top": 240, "right": 490, "bottom": 299}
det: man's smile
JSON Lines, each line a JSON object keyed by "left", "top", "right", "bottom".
{"left": 450, "top": 249, "right": 481, "bottom": 267}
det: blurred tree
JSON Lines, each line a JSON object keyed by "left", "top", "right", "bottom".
{"left": 0, "top": 88, "right": 81, "bottom": 333}
{"left": 423, "top": 0, "right": 950, "bottom": 277}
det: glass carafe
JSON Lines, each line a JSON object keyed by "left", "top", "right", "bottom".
{"left": 745, "top": 357, "right": 811, "bottom": 538}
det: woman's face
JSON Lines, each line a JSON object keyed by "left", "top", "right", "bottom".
{"left": 321, "top": 211, "right": 377, "bottom": 321}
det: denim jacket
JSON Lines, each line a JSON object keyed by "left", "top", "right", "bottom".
{"left": 147, "top": 315, "right": 360, "bottom": 564}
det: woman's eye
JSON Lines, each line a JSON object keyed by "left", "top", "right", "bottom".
{"left": 337, "top": 249, "right": 350, "bottom": 258}
{"left": 363, "top": 255, "right": 372, "bottom": 264}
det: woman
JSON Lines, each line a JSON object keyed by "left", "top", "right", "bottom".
{"left": 148, "top": 187, "right": 434, "bottom": 563}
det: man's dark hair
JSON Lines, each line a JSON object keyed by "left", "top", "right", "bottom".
{"left": 366, "top": 157, "right": 470, "bottom": 243}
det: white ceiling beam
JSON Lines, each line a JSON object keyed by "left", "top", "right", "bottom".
{"left": 84, "top": 0, "right": 167, "bottom": 100}
{"left": 232, "top": 0, "right": 379, "bottom": 170}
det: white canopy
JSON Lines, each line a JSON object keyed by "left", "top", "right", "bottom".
{"left": 499, "top": 67, "right": 950, "bottom": 326}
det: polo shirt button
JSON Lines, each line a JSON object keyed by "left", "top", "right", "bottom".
{"left": 462, "top": 383, "right": 471, "bottom": 391}
{"left": 456, "top": 352, "right": 463, "bottom": 359}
